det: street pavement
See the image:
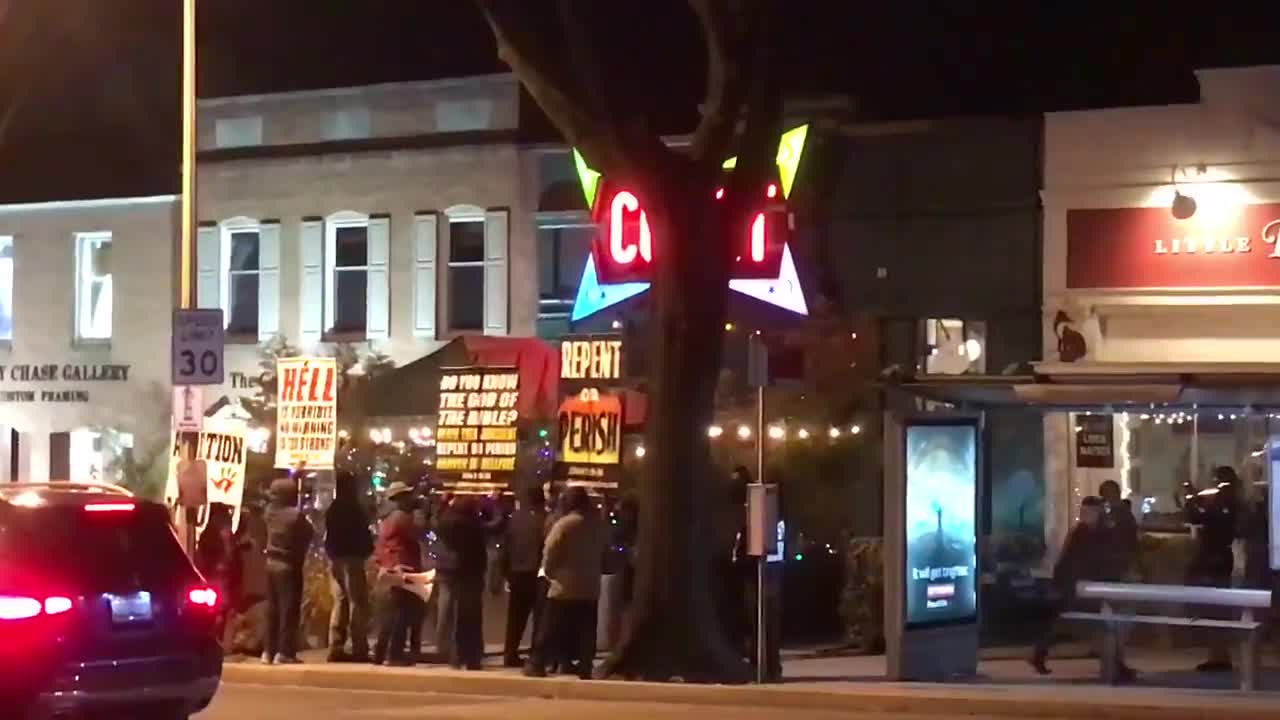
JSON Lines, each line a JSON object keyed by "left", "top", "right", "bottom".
{"left": 200, "top": 683, "right": 950, "bottom": 720}
{"left": 216, "top": 645, "right": 1280, "bottom": 720}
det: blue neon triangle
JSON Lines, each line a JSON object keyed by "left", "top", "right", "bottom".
{"left": 571, "top": 253, "right": 650, "bottom": 321}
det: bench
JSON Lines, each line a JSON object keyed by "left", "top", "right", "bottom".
{"left": 1060, "top": 581, "right": 1272, "bottom": 690}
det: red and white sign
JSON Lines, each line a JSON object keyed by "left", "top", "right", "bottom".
{"left": 275, "top": 357, "right": 338, "bottom": 469}
{"left": 590, "top": 182, "right": 788, "bottom": 284}
{"left": 1067, "top": 204, "right": 1280, "bottom": 289}
{"left": 163, "top": 418, "right": 248, "bottom": 531}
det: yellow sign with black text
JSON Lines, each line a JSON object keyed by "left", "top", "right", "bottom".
{"left": 558, "top": 390, "right": 622, "bottom": 465}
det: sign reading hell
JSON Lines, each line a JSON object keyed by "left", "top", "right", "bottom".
{"left": 435, "top": 367, "right": 520, "bottom": 481}
{"left": 275, "top": 357, "right": 338, "bottom": 469}
{"left": 558, "top": 391, "right": 622, "bottom": 465}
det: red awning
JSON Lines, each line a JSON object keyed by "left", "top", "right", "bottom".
{"left": 456, "top": 336, "right": 561, "bottom": 420}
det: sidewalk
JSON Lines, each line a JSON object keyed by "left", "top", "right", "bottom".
{"left": 223, "top": 646, "right": 1280, "bottom": 720}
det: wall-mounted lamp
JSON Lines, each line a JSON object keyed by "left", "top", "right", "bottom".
{"left": 1170, "top": 164, "right": 1199, "bottom": 220}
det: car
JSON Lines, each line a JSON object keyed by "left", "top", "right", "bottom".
{"left": 0, "top": 483, "right": 223, "bottom": 719}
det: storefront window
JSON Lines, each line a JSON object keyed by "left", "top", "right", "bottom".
{"left": 920, "top": 318, "right": 986, "bottom": 375}
{"left": 1070, "top": 411, "right": 1268, "bottom": 532}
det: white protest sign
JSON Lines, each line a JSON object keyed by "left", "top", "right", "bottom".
{"left": 163, "top": 418, "right": 249, "bottom": 532}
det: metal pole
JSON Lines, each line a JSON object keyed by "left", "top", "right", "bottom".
{"left": 756, "top": 386, "right": 764, "bottom": 494}
{"left": 178, "top": 0, "right": 199, "bottom": 557}
{"left": 180, "top": 0, "right": 197, "bottom": 310}
{"left": 755, "top": 385, "right": 766, "bottom": 683}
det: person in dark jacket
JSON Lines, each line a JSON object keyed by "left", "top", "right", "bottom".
{"left": 1186, "top": 466, "right": 1241, "bottom": 672}
{"left": 435, "top": 495, "right": 488, "bottom": 669}
{"left": 372, "top": 482, "right": 423, "bottom": 666}
{"left": 325, "top": 471, "right": 374, "bottom": 662}
{"left": 195, "top": 503, "right": 242, "bottom": 645}
{"left": 503, "top": 486, "right": 547, "bottom": 667}
{"left": 525, "top": 487, "right": 605, "bottom": 679}
{"left": 263, "top": 477, "right": 314, "bottom": 664}
{"left": 1031, "top": 496, "right": 1115, "bottom": 677}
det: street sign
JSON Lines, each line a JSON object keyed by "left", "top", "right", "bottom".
{"left": 173, "top": 385, "right": 203, "bottom": 432}
{"left": 172, "top": 309, "right": 224, "bottom": 385}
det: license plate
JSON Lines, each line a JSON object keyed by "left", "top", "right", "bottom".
{"left": 108, "top": 592, "right": 153, "bottom": 625}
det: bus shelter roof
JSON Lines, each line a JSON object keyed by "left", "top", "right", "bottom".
{"left": 887, "top": 362, "right": 1280, "bottom": 412}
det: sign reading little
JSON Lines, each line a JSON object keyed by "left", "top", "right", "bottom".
{"left": 435, "top": 367, "right": 520, "bottom": 481}
{"left": 274, "top": 357, "right": 338, "bottom": 469}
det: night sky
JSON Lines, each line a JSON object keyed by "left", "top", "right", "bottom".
{"left": 0, "top": 1, "right": 1278, "bottom": 202}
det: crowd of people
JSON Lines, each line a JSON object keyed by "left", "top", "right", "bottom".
{"left": 192, "top": 465, "right": 776, "bottom": 679}
{"left": 1031, "top": 466, "right": 1273, "bottom": 680}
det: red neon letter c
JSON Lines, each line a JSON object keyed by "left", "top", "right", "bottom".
{"left": 609, "top": 191, "right": 652, "bottom": 265}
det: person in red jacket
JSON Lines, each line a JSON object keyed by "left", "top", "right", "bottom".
{"left": 372, "top": 482, "right": 423, "bottom": 666}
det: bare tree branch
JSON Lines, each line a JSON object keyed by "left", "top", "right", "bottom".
{"left": 554, "top": 0, "right": 616, "bottom": 137}
{"left": 726, "top": 4, "right": 782, "bottom": 196}
{"left": 688, "top": 0, "right": 750, "bottom": 169}
{"left": 476, "top": 0, "right": 628, "bottom": 175}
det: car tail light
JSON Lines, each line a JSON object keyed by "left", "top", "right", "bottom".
{"left": 0, "top": 594, "right": 73, "bottom": 620}
{"left": 43, "top": 596, "right": 73, "bottom": 615}
{"left": 187, "top": 586, "right": 219, "bottom": 609}
{"left": 84, "top": 502, "right": 136, "bottom": 512}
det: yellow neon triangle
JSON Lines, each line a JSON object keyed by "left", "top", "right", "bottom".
{"left": 720, "top": 124, "right": 810, "bottom": 199}
{"left": 573, "top": 148, "right": 601, "bottom": 209}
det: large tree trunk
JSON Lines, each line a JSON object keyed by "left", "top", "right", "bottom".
{"left": 598, "top": 174, "right": 749, "bottom": 683}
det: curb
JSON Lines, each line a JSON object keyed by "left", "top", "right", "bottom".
{"left": 223, "top": 664, "right": 1278, "bottom": 720}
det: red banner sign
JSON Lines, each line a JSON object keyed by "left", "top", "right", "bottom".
{"left": 1067, "top": 204, "right": 1280, "bottom": 289}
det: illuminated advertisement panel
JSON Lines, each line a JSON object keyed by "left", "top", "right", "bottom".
{"left": 904, "top": 420, "right": 978, "bottom": 628}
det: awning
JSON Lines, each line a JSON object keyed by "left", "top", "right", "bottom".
{"left": 889, "top": 362, "right": 1280, "bottom": 411}
{"left": 364, "top": 336, "right": 561, "bottom": 420}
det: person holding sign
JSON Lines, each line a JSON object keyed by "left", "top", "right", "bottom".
{"left": 325, "top": 471, "right": 374, "bottom": 663}
{"left": 373, "top": 482, "right": 424, "bottom": 666}
{"left": 262, "top": 477, "right": 314, "bottom": 665}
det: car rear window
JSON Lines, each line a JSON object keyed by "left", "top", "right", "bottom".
{"left": 0, "top": 503, "right": 196, "bottom": 593}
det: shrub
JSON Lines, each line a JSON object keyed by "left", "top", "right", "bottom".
{"left": 839, "top": 537, "right": 884, "bottom": 653}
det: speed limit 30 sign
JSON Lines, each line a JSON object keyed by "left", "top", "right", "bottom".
{"left": 172, "top": 309, "right": 225, "bottom": 386}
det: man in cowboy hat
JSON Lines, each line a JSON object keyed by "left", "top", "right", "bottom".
{"left": 372, "top": 481, "right": 424, "bottom": 665}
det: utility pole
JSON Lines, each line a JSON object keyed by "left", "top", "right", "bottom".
{"left": 178, "top": 0, "right": 199, "bottom": 556}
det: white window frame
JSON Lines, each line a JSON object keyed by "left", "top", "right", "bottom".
{"left": 74, "top": 231, "right": 113, "bottom": 342}
{"left": 445, "top": 205, "right": 486, "bottom": 332}
{"left": 324, "top": 211, "right": 370, "bottom": 334}
{"left": 535, "top": 212, "right": 593, "bottom": 320}
{"left": 220, "top": 218, "right": 261, "bottom": 335}
{"left": 0, "top": 235, "right": 13, "bottom": 341}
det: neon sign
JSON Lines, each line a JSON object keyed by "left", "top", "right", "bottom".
{"left": 571, "top": 125, "right": 810, "bottom": 319}
{"left": 593, "top": 182, "right": 787, "bottom": 284}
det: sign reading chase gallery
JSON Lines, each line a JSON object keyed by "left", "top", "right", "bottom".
{"left": 0, "top": 363, "right": 132, "bottom": 403}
